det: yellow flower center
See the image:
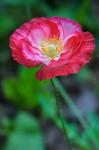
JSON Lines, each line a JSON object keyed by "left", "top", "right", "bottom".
{"left": 41, "top": 36, "right": 63, "bottom": 60}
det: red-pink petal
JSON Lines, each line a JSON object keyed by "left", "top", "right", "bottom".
{"left": 62, "top": 31, "right": 82, "bottom": 54}
{"left": 50, "top": 17, "right": 82, "bottom": 40}
{"left": 10, "top": 38, "right": 40, "bottom": 68}
{"left": 80, "top": 32, "right": 95, "bottom": 53}
{"left": 36, "top": 63, "right": 84, "bottom": 80}
{"left": 29, "top": 18, "right": 60, "bottom": 48}
{"left": 29, "top": 23, "right": 51, "bottom": 49}
{"left": 73, "top": 32, "right": 95, "bottom": 63}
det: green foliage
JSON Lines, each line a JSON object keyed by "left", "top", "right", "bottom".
{"left": 75, "top": 113, "right": 99, "bottom": 150}
{"left": 2, "top": 112, "right": 99, "bottom": 150}
{"left": 2, "top": 67, "right": 51, "bottom": 109}
{"left": 2, "top": 66, "right": 57, "bottom": 119}
{"left": 87, "top": 113, "right": 99, "bottom": 140}
{"left": 0, "top": 0, "right": 41, "bottom": 5}
{"left": 2, "top": 67, "right": 99, "bottom": 150}
{"left": 3, "top": 112, "right": 45, "bottom": 150}
{"left": 0, "top": 14, "right": 15, "bottom": 36}
{"left": 57, "top": 113, "right": 99, "bottom": 150}
{"left": 76, "top": 0, "right": 90, "bottom": 23}
{"left": 74, "top": 67, "right": 93, "bottom": 81}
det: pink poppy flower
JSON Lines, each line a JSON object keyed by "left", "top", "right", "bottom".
{"left": 9, "top": 17, "right": 95, "bottom": 80}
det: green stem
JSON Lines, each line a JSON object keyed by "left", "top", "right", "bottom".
{"left": 52, "top": 78, "right": 87, "bottom": 128}
{"left": 52, "top": 78, "right": 98, "bottom": 150}
{"left": 51, "top": 79, "right": 72, "bottom": 150}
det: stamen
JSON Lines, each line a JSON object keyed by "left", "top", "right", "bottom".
{"left": 41, "top": 36, "right": 62, "bottom": 60}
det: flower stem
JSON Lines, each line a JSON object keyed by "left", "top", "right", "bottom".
{"left": 51, "top": 79, "right": 72, "bottom": 150}
{"left": 52, "top": 78, "right": 99, "bottom": 150}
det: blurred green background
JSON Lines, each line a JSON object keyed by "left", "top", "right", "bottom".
{"left": 0, "top": 0, "right": 99, "bottom": 150}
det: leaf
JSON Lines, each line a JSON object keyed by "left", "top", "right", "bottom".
{"left": 38, "top": 94, "right": 57, "bottom": 119}
{"left": 4, "top": 133, "right": 44, "bottom": 150}
{"left": 2, "top": 67, "right": 51, "bottom": 109}
{"left": 13, "top": 112, "right": 40, "bottom": 133}
{"left": 4, "top": 112, "right": 45, "bottom": 150}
